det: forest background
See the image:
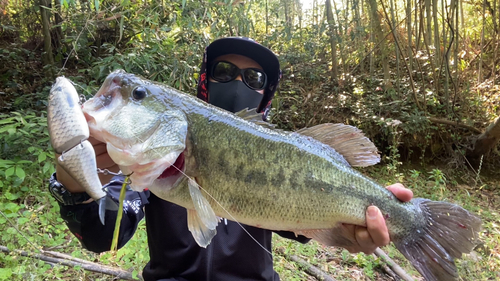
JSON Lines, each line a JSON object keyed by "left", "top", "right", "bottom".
{"left": 0, "top": 0, "right": 499, "bottom": 280}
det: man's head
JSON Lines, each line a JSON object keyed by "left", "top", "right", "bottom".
{"left": 197, "top": 37, "right": 280, "bottom": 118}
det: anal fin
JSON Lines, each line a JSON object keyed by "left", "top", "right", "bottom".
{"left": 296, "top": 224, "right": 358, "bottom": 250}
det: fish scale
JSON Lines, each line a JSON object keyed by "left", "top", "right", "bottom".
{"left": 83, "top": 70, "right": 482, "bottom": 281}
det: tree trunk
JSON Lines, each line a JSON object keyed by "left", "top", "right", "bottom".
{"left": 325, "top": 0, "right": 338, "bottom": 80}
{"left": 467, "top": 117, "right": 500, "bottom": 169}
{"left": 53, "top": 0, "right": 63, "bottom": 63}
{"left": 367, "top": 0, "right": 390, "bottom": 87}
{"left": 454, "top": 0, "right": 459, "bottom": 86}
{"left": 407, "top": 0, "right": 413, "bottom": 71}
{"left": 493, "top": 0, "right": 498, "bottom": 84}
{"left": 390, "top": 0, "right": 400, "bottom": 93}
{"left": 478, "top": 0, "right": 486, "bottom": 83}
{"left": 353, "top": 0, "right": 364, "bottom": 72}
{"left": 332, "top": 0, "right": 347, "bottom": 74}
{"left": 425, "top": 0, "right": 432, "bottom": 46}
{"left": 40, "top": 0, "right": 54, "bottom": 69}
{"left": 432, "top": 0, "right": 440, "bottom": 92}
{"left": 433, "top": 0, "right": 440, "bottom": 63}
{"left": 369, "top": 1, "right": 374, "bottom": 78}
{"left": 266, "top": 0, "right": 269, "bottom": 34}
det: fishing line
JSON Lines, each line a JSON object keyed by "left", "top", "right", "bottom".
{"left": 87, "top": 90, "right": 273, "bottom": 256}
{"left": 57, "top": 13, "right": 92, "bottom": 76}
{"left": 161, "top": 160, "right": 274, "bottom": 257}
{"left": 95, "top": 130, "right": 272, "bottom": 255}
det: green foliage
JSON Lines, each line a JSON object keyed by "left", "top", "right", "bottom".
{"left": 0, "top": 112, "right": 54, "bottom": 191}
{"left": 0, "top": 109, "right": 149, "bottom": 280}
{"left": 1, "top": 0, "right": 498, "bottom": 279}
{"left": 0, "top": 111, "right": 67, "bottom": 280}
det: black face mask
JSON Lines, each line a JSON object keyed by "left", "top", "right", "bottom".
{"left": 208, "top": 80, "right": 263, "bottom": 113}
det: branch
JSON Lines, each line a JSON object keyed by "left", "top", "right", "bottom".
{"left": 466, "top": 116, "right": 500, "bottom": 167}
{"left": 372, "top": 253, "right": 399, "bottom": 280}
{"left": 0, "top": 245, "right": 140, "bottom": 281}
{"left": 427, "top": 117, "right": 483, "bottom": 134}
{"left": 275, "top": 247, "right": 336, "bottom": 281}
{"left": 379, "top": 0, "right": 421, "bottom": 111}
{"left": 374, "top": 248, "right": 414, "bottom": 281}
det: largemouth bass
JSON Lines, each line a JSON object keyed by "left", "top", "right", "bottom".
{"left": 48, "top": 77, "right": 117, "bottom": 224}
{"left": 83, "top": 70, "right": 481, "bottom": 281}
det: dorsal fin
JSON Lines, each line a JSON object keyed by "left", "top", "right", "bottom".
{"left": 235, "top": 108, "right": 276, "bottom": 129}
{"left": 297, "top": 123, "right": 380, "bottom": 167}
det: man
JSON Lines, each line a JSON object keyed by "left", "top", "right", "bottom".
{"left": 49, "top": 37, "right": 413, "bottom": 280}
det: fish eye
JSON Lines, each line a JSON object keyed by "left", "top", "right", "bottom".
{"left": 132, "top": 87, "right": 147, "bottom": 100}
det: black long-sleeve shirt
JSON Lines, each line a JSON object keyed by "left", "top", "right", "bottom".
{"left": 56, "top": 174, "right": 309, "bottom": 281}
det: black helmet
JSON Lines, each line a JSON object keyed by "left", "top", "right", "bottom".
{"left": 197, "top": 37, "right": 281, "bottom": 119}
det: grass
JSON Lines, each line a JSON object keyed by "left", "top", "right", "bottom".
{"left": 0, "top": 109, "right": 498, "bottom": 280}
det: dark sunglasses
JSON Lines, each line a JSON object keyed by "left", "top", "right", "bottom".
{"left": 210, "top": 61, "right": 267, "bottom": 90}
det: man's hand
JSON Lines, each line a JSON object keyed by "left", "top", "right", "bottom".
{"left": 55, "top": 137, "right": 120, "bottom": 193}
{"left": 341, "top": 183, "right": 413, "bottom": 254}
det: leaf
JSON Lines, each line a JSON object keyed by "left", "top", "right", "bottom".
{"left": 94, "top": 0, "right": 99, "bottom": 12}
{"left": 0, "top": 125, "right": 16, "bottom": 134}
{"left": 42, "top": 161, "right": 52, "bottom": 174}
{"left": 5, "top": 167, "right": 14, "bottom": 178}
{"left": 0, "top": 268, "right": 13, "bottom": 280}
{"left": 15, "top": 167, "right": 25, "bottom": 180}
{"left": 4, "top": 203, "right": 19, "bottom": 212}
{"left": 6, "top": 227, "right": 16, "bottom": 235}
{"left": 0, "top": 159, "right": 15, "bottom": 166}
{"left": 38, "top": 152, "right": 47, "bottom": 163}
{"left": 17, "top": 218, "right": 29, "bottom": 225}
{"left": 0, "top": 118, "right": 15, "bottom": 125}
{"left": 5, "top": 193, "right": 19, "bottom": 201}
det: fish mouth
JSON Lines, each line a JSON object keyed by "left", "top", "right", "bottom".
{"left": 158, "top": 151, "right": 185, "bottom": 179}
{"left": 113, "top": 148, "right": 185, "bottom": 192}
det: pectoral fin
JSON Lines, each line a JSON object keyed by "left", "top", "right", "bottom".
{"left": 187, "top": 178, "right": 219, "bottom": 247}
{"left": 187, "top": 209, "right": 217, "bottom": 248}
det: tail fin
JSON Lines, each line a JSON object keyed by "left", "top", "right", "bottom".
{"left": 394, "top": 198, "right": 482, "bottom": 281}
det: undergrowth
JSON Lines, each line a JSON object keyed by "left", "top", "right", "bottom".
{"left": 0, "top": 111, "right": 149, "bottom": 280}
{"left": 0, "top": 110, "right": 497, "bottom": 280}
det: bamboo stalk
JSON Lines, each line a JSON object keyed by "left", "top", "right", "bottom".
{"left": 374, "top": 248, "right": 414, "bottom": 281}
{"left": 0, "top": 246, "right": 139, "bottom": 281}
{"left": 275, "top": 247, "right": 337, "bottom": 281}
{"left": 427, "top": 117, "right": 482, "bottom": 134}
